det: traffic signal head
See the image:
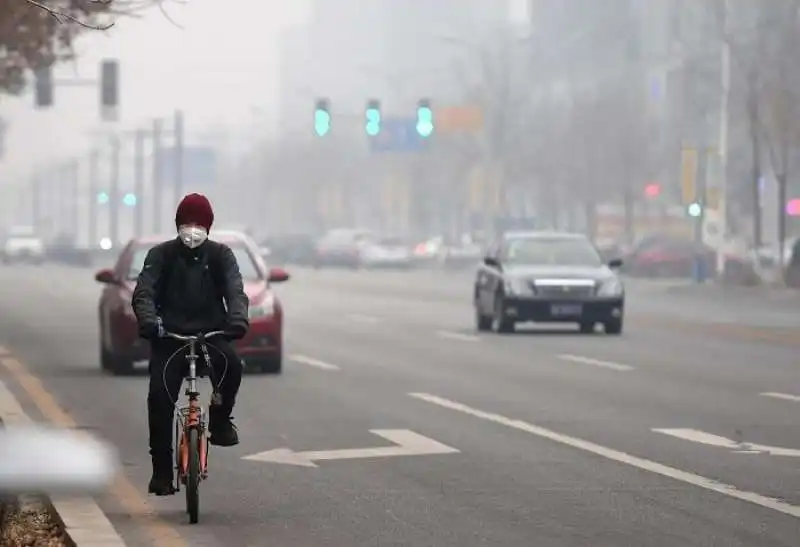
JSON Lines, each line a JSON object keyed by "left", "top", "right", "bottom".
{"left": 644, "top": 182, "right": 661, "bottom": 199}
{"left": 314, "top": 98, "right": 331, "bottom": 136}
{"left": 100, "top": 60, "right": 119, "bottom": 108}
{"left": 687, "top": 202, "right": 702, "bottom": 217}
{"left": 96, "top": 191, "right": 109, "bottom": 205}
{"left": 365, "top": 99, "right": 381, "bottom": 136}
{"left": 416, "top": 99, "right": 433, "bottom": 137}
{"left": 34, "top": 66, "right": 53, "bottom": 108}
{"left": 122, "top": 193, "right": 137, "bottom": 207}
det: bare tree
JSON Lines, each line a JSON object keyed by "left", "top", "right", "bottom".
{"left": 0, "top": 0, "right": 179, "bottom": 95}
{"left": 750, "top": 1, "right": 800, "bottom": 266}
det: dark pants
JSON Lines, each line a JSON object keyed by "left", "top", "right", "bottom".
{"left": 147, "top": 337, "right": 243, "bottom": 470}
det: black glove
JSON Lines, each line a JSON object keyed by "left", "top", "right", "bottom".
{"left": 224, "top": 322, "right": 247, "bottom": 340}
{"left": 139, "top": 321, "right": 160, "bottom": 340}
{"left": 139, "top": 317, "right": 165, "bottom": 340}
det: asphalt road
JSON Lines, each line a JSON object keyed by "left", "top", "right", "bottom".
{"left": 0, "top": 263, "right": 798, "bottom": 546}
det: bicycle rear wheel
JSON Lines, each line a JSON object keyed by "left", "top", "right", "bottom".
{"left": 185, "top": 428, "right": 201, "bottom": 524}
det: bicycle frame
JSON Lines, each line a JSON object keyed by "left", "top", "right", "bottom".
{"left": 174, "top": 338, "right": 212, "bottom": 489}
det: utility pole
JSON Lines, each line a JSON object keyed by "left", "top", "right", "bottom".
{"left": 88, "top": 150, "right": 98, "bottom": 246}
{"left": 715, "top": 0, "right": 731, "bottom": 278}
{"left": 109, "top": 135, "right": 121, "bottom": 246}
{"left": 133, "top": 129, "right": 145, "bottom": 237}
{"left": 31, "top": 175, "right": 41, "bottom": 231}
{"left": 68, "top": 159, "right": 79, "bottom": 237}
{"left": 174, "top": 109, "right": 185, "bottom": 206}
{"left": 152, "top": 119, "right": 163, "bottom": 233}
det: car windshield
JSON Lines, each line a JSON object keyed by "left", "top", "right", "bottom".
{"left": 128, "top": 244, "right": 262, "bottom": 281}
{"left": 503, "top": 237, "right": 603, "bottom": 267}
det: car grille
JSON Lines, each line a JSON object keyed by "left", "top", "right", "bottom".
{"left": 531, "top": 284, "right": 595, "bottom": 298}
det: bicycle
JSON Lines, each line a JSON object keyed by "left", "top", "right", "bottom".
{"left": 163, "top": 330, "right": 228, "bottom": 524}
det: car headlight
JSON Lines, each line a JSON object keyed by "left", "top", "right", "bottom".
{"left": 503, "top": 277, "right": 534, "bottom": 295}
{"left": 597, "top": 278, "right": 624, "bottom": 297}
{"left": 248, "top": 294, "right": 275, "bottom": 318}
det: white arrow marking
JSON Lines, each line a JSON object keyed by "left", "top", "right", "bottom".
{"left": 654, "top": 428, "right": 800, "bottom": 457}
{"left": 242, "top": 429, "right": 459, "bottom": 467}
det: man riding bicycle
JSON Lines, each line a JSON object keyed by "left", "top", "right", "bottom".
{"left": 133, "top": 193, "right": 249, "bottom": 496}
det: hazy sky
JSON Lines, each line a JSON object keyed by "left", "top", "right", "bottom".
{"left": 0, "top": 0, "right": 309, "bottom": 183}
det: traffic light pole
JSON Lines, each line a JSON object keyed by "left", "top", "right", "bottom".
{"left": 152, "top": 119, "right": 164, "bottom": 233}
{"left": 109, "top": 136, "right": 121, "bottom": 246}
{"left": 133, "top": 129, "right": 145, "bottom": 237}
{"left": 88, "top": 151, "right": 98, "bottom": 247}
{"left": 174, "top": 109, "right": 184, "bottom": 207}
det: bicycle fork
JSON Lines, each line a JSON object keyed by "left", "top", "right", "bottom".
{"left": 174, "top": 344, "right": 212, "bottom": 490}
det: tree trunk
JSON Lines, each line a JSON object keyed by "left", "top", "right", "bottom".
{"left": 777, "top": 172, "right": 788, "bottom": 272}
{"left": 622, "top": 185, "right": 634, "bottom": 245}
{"left": 747, "top": 93, "right": 762, "bottom": 247}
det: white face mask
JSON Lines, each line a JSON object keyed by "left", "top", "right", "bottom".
{"left": 178, "top": 225, "right": 208, "bottom": 249}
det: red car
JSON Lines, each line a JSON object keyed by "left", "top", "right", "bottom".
{"left": 94, "top": 233, "right": 289, "bottom": 376}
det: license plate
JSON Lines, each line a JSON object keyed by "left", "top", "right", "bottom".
{"left": 551, "top": 304, "right": 583, "bottom": 316}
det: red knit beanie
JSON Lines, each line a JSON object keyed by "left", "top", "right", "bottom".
{"left": 175, "top": 193, "right": 214, "bottom": 232}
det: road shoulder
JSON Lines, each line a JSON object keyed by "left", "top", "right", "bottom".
{"left": 0, "top": 362, "right": 126, "bottom": 546}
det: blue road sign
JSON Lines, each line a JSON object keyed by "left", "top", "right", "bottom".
{"left": 161, "top": 146, "right": 216, "bottom": 186}
{"left": 370, "top": 117, "right": 424, "bottom": 152}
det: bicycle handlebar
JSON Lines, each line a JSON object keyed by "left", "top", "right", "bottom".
{"left": 163, "top": 330, "right": 227, "bottom": 342}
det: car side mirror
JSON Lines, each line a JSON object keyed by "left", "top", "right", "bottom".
{"left": 607, "top": 258, "right": 623, "bottom": 269}
{"left": 267, "top": 267, "right": 289, "bottom": 283}
{"left": 94, "top": 268, "right": 117, "bottom": 284}
{"left": 483, "top": 257, "right": 501, "bottom": 269}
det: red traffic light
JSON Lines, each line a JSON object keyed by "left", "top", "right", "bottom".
{"left": 644, "top": 182, "right": 661, "bottom": 198}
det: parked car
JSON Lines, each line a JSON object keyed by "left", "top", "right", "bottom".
{"left": 360, "top": 237, "right": 413, "bottom": 269}
{"left": 95, "top": 232, "right": 289, "bottom": 375}
{"left": 313, "top": 228, "right": 374, "bottom": 269}
{"left": 2, "top": 226, "right": 44, "bottom": 265}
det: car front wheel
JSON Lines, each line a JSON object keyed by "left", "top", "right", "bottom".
{"left": 604, "top": 318, "right": 623, "bottom": 335}
{"left": 492, "top": 295, "right": 515, "bottom": 334}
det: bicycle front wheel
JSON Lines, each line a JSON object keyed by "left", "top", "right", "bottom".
{"left": 185, "top": 428, "right": 201, "bottom": 524}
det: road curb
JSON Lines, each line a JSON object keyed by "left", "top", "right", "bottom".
{"left": 0, "top": 379, "right": 126, "bottom": 546}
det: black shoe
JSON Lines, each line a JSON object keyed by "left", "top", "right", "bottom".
{"left": 209, "top": 414, "right": 239, "bottom": 447}
{"left": 148, "top": 470, "right": 176, "bottom": 496}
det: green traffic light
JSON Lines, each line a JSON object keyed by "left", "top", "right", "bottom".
{"left": 97, "top": 191, "right": 109, "bottom": 204}
{"left": 416, "top": 106, "right": 433, "bottom": 137}
{"left": 365, "top": 108, "right": 381, "bottom": 136}
{"left": 314, "top": 109, "right": 331, "bottom": 136}
{"left": 688, "top": 202, "right": 702, "bottom": 217}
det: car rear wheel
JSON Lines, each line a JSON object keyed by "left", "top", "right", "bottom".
{"left": 250, "top": 351, "right": 282, "bottom": 374}
{"left": 110, "top": 350, "right": 135, "bottom": 375}
{"left": 604, "top": 318, "right": 623, "bottom": 335}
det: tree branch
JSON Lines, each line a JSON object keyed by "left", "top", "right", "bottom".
{"left": 24, "top": 0, "right": 114, "bottom": 30}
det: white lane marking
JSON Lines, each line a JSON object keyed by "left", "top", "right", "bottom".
{"left": 289, "top": 354, "right": 341, "bottom": 371}
{"left": 409, "top": 392, "right": 800, "bottom": 519}
{"left": 654, "top": 428, "right": 800, "bottom": 457}
{"left": 557, "top": 354, "right": 633, "bottom": 371}
{"left": 346, "top": 313, "right": 381, "bottom": 324}
{"left": 435, "top": 330, "right": 480, "bottom": 343}
{"left": 243, "top": 429, "right": 459, "bottom": 467}
{"left": 761, "top": 392, "right": 800, "bottom": 403}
